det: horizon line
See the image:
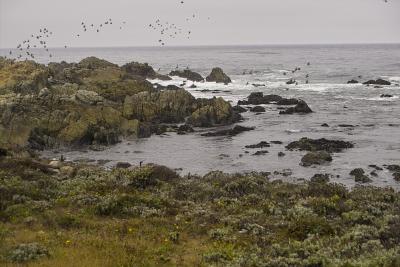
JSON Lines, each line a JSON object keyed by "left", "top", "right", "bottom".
{"left": 1, "top": 42, "right": 400, "bottom": 50}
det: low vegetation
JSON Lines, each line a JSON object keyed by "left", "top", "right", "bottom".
{"left": 0, "top": 149, "right": 399, "bottom": 266}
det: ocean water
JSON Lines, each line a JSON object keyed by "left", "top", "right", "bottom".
{"left": 2, "top": 44, "right": 400, "bottom": 188}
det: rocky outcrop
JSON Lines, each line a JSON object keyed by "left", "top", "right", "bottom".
{"left": 0, "top": 57, "right": 240, "bottom": 149}
{"left": 363, "top": 79, "right": 391, "bottom": 86}
{"left": 206, "top": 68, "right": 231, "bottom": 84}
{"left": 169, "top": 70, "right": 204, "bottom": 82}
{"left": 286, "top": 138, "right": 354, "bottom": 153}
{"left": 279, "top": 100, "right": 312, "bottom": 114}
{"left": 380, "top": 94, "right": 393, "bottom": 98}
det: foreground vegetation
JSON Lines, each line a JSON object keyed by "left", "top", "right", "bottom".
{"left": 0, "top": 149, "right": 399, "bottom": 267}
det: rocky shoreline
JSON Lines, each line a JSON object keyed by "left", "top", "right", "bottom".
{"left": 1, "top": 55, "right": 400, "bottom": 265}
{"left": 0, "top": 56, "right": 240, "bottom": 151}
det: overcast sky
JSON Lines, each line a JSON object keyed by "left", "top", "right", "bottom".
{"left": 1, "top": 0, "right": 399, "bottom": 48}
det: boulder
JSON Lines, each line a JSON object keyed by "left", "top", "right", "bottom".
{"left": 201, "top": 125, "right": 255, "bottom": 137}
{"left": 206, "top": 68, "right": 231, "bottom": 84}
{"left": 301, "top": 151, "right": 332, "bottom": 167}
{"left": 188, "top": 97, "right": 241, "bottom": 127}
{"left": 279, "top": 100, "right": 312, "bottom": 114}
{"left": 310, "top": 173, "right": 331, "bottom": 183}
{"left": 286, "top": 137, "right": 353, "bottom": 153}
{"left": 169, "top": 70, "right": 204, "bottom": 82}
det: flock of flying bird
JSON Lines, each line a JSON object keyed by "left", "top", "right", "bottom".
{"left": 5, "top": 0, "right": 205, "bottom": 60}
{"left": 4, "top": 0, "right": 390, "bottom": 61}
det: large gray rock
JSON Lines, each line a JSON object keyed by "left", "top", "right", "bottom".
{"left": 75, "top": 90, "right": 104, "bottom": 105}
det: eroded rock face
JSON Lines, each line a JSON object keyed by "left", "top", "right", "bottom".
{"left": 206, "top": 68, "right": 231, "bottom": 84}
{"left": 0, "top": 57, "right": 239, "bottom": 149}
{"left": 169, "top": 70, "right": 204, "bottom": 82}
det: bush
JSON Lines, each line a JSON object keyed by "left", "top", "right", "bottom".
{"left": 7, "top": 243, "right": 49, "bottom": 262}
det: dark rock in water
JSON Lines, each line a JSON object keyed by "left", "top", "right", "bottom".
{"left": 370, "top": 171, "right": 378, "bottom": 177}
{"left": 369, "top": 164, "right": 383, "bottom": 171}
{"left": 278, "top": 152, "right": 286, "bottom": 157}
{"left": 286, "top": 137, "right": 354, "bottom": 153}
{"left": 380, "top": 94, "right": 393, "bottom": 98}
{"left": 321, "top": 123, "right": 329, "bottom": 127}
{"left": 189, "top": 84, "right": 197, "bottom": 88}
{"left": 393, "top": 173, "right": 400, "bottom": 181}
{"left": 301, "top": 151, "right": 332, "bottom": 167}
{"left": 232, "top": 105, "right": 247, "bottom": 113}
{"left": 286, "top": 79, "right": 296, "bottom": 85}
{"left": 201, "top": 125, "right": 255, "bottom": 137}
{"left": 279, "top": 100, "right": 313, "bottom": 115}
{"left": 238, "top": 93, "right": 284, "bottom": 105}
{"left": 347, "top": 79, "right": 359, "bottom": 84}
{"left": 363, "top": 79, "right": 391, "bottom": 86}
{"left": 350, "top": 168, "right": 372, "bottom": 183}
{"left": 387, "top": 165, "right": 400, "bottom": 172}
{"left": 245, "top": 141, "right": 270, "bottom": 149}
{"left": 169, "top": 69, "right": 204, "bottom": 82}
{"left": 206, "top": 67, "right": 231, "bottom": 84}
{"left": 310, "top": 173, "right": 331, "bottom": 183}
{"left": 276, "top": 98, "right": 299, "bottom": 105}
{"left": 116, "top": 162, "right": 132, "bottom": 169}
{"left": 252, "top": 150, "right": 269, "bottom": 156}
{"left": 250, "top": 106, "right": 266, "bottom": 113}
{"left": 121, "top": 61, "right": 171, "bottom": 80}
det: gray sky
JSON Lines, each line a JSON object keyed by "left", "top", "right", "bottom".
{"left": 1, "top": 0, "right": 399, "bottom": 48}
